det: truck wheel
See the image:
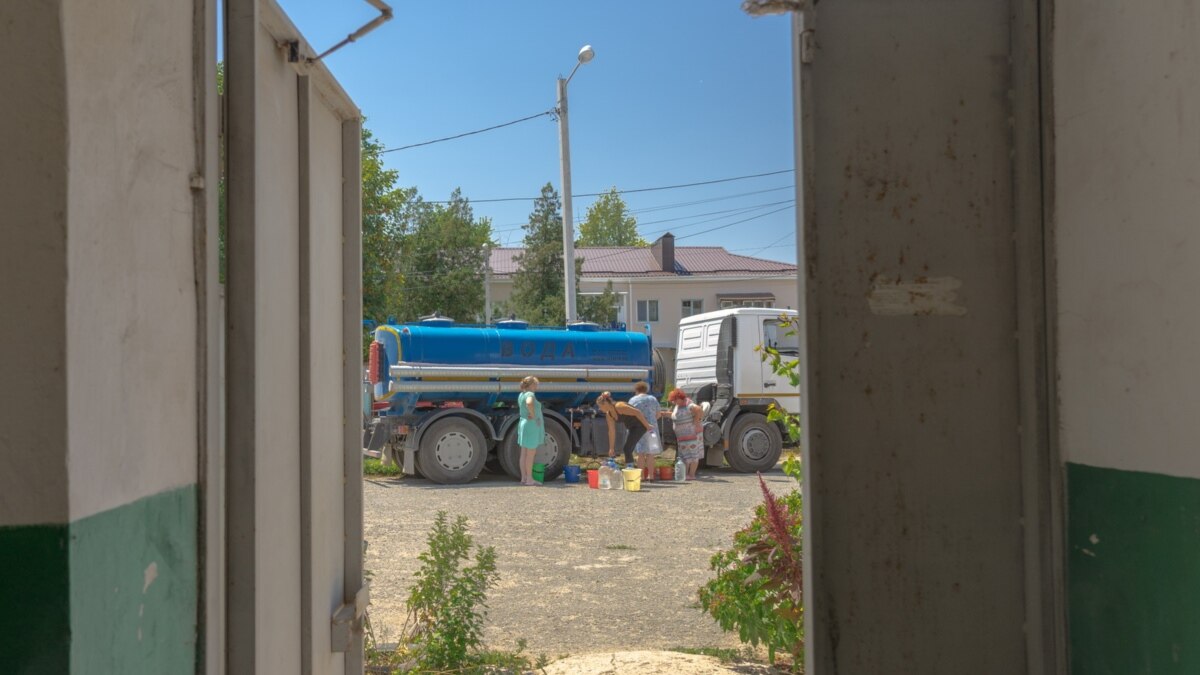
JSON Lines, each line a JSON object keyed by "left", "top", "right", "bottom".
{"left": 499, "top": 421, "right": 571, "bottom": 482}
{"left": 483, "top": 454, "right": 505, "bottom": 474}
{"left": 726, "top": 413, "right": 783, "bottom": 473}
{"left": 498, "top": 430, "right": 520, "bottom": 479}
{"left": 415, "top": 417, "right": 487, "bottom": 484}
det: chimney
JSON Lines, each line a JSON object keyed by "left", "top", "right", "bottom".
{"left": 651, "top": 232, "right": 675, "bottom": 273}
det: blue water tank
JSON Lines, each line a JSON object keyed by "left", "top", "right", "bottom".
{"left": 372, "top": 323, "right": 652, "bottom": 414}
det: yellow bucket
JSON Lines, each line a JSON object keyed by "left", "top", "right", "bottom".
{"left": 621, "top": 468, "right": 642, "bottom": 492}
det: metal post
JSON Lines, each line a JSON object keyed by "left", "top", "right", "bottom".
{"left": 557, "top": 76, "right": 576, "bottom": 323}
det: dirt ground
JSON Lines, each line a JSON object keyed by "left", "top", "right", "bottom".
{"left": 362, "top": 465, "right": 794, "bottom": 659}
{"left": 541, "top": 650, "right": 781, "bottom": 674}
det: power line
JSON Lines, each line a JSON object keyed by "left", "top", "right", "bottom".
{"left": 379, "top": 109, "right": 556, "bottom": 154}
{"left": 487, "top": 195, "right": 795, "bottom": 236}
{"left": 674, "top": 204, "right": 795, "bottom": 242}
{"left": 742, "top": 230, "right": 796, "bottom": 257}
{"left": 420, "top": 169, "right": 794, "bottom": 204}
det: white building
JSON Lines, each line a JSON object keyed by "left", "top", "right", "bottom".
{"left": 487, "top": 233, "right": 799, "bottom": 350}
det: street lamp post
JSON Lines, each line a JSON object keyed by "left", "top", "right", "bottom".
{"left": 557, "top": 44, "right": 594, "bottom": 324}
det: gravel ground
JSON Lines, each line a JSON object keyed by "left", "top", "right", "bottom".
{"left": 363, "top": 465, "right": 794, "bottom": 657}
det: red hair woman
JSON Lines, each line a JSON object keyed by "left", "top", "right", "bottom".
{"left": 664, "top": 388, "right": 704, "bottom": 480}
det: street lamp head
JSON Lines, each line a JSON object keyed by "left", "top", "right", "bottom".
{"left": 577, "top": 44, "right": 595, "bottom": 64}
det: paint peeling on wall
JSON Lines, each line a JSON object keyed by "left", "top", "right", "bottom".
{"left": 867, "top": 276, "right": 967, "bottom": 317}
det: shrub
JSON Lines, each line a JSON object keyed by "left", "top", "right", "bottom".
{"left": 403, "top": 511, "right": 499, "bottom": 671}
{"left": 698, "top": 457, "right": 804, "bottom": 669}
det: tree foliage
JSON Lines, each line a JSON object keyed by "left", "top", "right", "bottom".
{"left": 577, "top": 187, "right": 646, "bottom": 247}
{"left": 507, "top": 183, "right": 582, "bottom": 325}
{"left": 578, "top": 280, "right": 622, "bottom": 326}
{"left": 361, "top": 127, "right": 417, "bottom": 328}
{"left": 397, "top": 189, "right": 493, "bottom": 322}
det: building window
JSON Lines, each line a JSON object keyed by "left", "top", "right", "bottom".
{"left": 720, "top": 299, "right": 775, "bottom": 309}
{"left": 636, "top": 299, "right": 659, "bottom": 322}
{"left": 579, "top": 291, "right": 627, "bottom": 325}
{"left": 681, "top": 299, "right": 704, "bottom": 318}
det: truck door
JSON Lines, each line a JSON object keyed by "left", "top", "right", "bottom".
{"left": 761, "top": 317, "right": 802, "bottom": 415}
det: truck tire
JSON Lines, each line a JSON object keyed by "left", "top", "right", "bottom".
{"left": 483, "top": 454, "right": 505, "bottom": 474}
{"left": 499, "top": 420, "right": 571, "bottom": 482}
{"left": 415, "top": 417, "right": 487, "bottom": 484}
{"left": 726, "top": 413, "right": 783, "bottom": 473}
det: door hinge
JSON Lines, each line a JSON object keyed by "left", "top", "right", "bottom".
{"left": 800, "top": 30, "right": 816, "bottom": 65}
{"left": 331, "top": 581, "right": 370, "bottom": 652}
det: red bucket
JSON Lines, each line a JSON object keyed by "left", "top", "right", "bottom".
{"left": 587, "top": 469, "right": 600, "bottom": 489}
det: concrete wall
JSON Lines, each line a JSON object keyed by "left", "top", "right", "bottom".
{"left": 489, "top": 275, "right": 798, "bottom": 348}
{"left": 803, "top": 2, "right": 1028, "bottom": 672}
{"left": 0, "top": 0, "right": 201, "bottom": 670}
{"left": 1054, "top": 1, "right": 1200, "bottom": 671}
{"left": 0, "top": 0, "right": 70, "bottom": 528}
{"left": 62, "top": 0, "right": 199, "bottom": 522}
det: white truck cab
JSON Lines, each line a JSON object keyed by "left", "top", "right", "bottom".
{"left": 672, "top": 307, "right": 801, "bottom": 471}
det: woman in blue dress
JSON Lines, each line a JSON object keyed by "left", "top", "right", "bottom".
{"left": 517, "top": 376, "right": 544, "bottom": 486}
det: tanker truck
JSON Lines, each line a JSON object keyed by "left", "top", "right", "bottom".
{"left": 365, "top": 317, "right": 665, "bottom": 484}
{"left": 364, "top": 308, "right": 797, "bottom": 485}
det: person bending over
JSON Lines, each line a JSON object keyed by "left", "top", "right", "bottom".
{"left": 596, "top": 391, "right": 654, "bottom": 465}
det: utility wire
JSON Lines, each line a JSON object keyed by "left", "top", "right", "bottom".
{"left": 487, "top": 195, "right": 794, "bottom": 236}
{"left": 420, "top": 169, "right": 794, "bottom": 204}
{"left": 380, "top": 110, "right": 556, "bottom": 154}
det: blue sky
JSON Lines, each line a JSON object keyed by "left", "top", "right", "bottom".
{"left": 274, "top": 1, "right": 797, "bottom": 262}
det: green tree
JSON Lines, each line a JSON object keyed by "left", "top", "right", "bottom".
{"left": 578, "top": 281, "right": 622, "bottom": 326}
{"left": 577, "top": 187, "right": 645, "bottom": 247}
{"left": 397, "top": 189, "right": 494, "bottom": 322}
{"left": 508, "top": 183, "right": 584, "bottom": 325}
{"left": 361, "top": 127, "right": 416, "bottom": 328}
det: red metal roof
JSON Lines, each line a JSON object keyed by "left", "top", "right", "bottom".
{"left": 488, "top": 246, "right": 796, "bottom": 278}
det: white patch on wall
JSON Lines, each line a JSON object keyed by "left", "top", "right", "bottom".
{"left": 143, "top": 561, "right": 158, "bottom": 593}
{"left": 867, "top": 276, "right": 967, "bottom": 317}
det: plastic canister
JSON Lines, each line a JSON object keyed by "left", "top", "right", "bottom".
{"left": 621, "top": 468, "right": 642, "bottom": 492}
{"left": 675, "top": 456, "right": 686, "bottom": 482}
{"left": 599, "top": 465, "right": 611, "bottom": 490}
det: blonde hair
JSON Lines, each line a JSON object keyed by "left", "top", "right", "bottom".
{"left": 520, "top": 376, "right": 539, "bottom": 391}
{"left": 633, "top": 381, "right": 649, "bottom": 394}
{"left": 596, "top": 391, "right": 614, "bottom": 406}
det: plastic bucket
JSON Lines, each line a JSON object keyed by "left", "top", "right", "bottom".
{"left": 587, "top": 469, "right": 600, "bottom": 489}
{"left": 564, "top": 465, "right": 581, "bottom": 483}
{"left": 621, "top": 468, "right": 642, "bottom": 492}
{"left": 532, "top": 462, "right": 546, "bottom": 483}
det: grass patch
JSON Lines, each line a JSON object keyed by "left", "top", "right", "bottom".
{"left": 670, "top": 646, "right": 755, "bottom": 664}
{"left": 364, "top": 458, "right": 403, "bottom": 477}
{"left": 604, "top": 544, "right": 636, "bottom": 551}
{"left": 366, "top": 639, "right": 549, "bottom": 674}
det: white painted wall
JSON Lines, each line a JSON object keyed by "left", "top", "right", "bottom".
{"left": 1055, "top": 0, "right": 1200, "bottom": 478}
{"left": 0, "top": 0, "right": 70, "bottom": 527}
{"left": 61, "top": 0, "right": 199, "bottom": 521}
{"left": 307, "top": 87, "right": 349, "bottom": 675}
{"left": 254, "top": 18, "right": 303, "bottom": 672}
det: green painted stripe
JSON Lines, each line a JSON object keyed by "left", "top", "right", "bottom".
{"left": 0, "top": 524, "right": 70, "bottom": 672}
{"left": 69, "top": 484, "right": 198, "bottom": 674}
{"left": 1068, "top": 462, "right": 1200, "bottom": 675}
{"left": 0, "top": 485, "right": 197, "bottom": 674}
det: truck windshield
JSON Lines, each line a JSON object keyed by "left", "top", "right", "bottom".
{"left": 764, "top": 319, "right": 801, "bottom": 355}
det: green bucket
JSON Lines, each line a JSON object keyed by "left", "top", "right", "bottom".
{"left": 532, "top": 462, "right": 546, "bottom": 483}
